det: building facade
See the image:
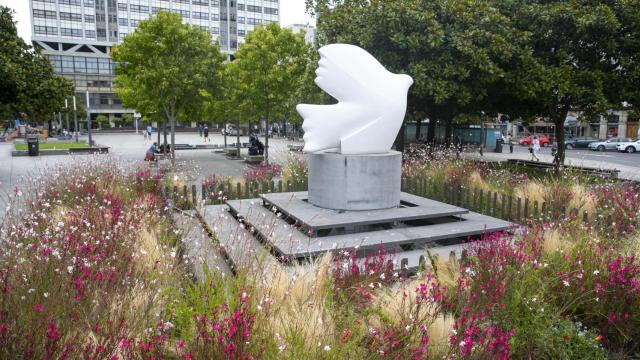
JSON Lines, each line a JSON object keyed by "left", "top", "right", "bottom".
{"left": 29, "top": 0, "right": 280, "bottom": 122}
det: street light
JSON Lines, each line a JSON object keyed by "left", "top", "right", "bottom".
{"left": 73, "top": 96, "right": 78, "bottom": 143}
{"left": 65, "top": 99, "right": 70, "bottom": 134}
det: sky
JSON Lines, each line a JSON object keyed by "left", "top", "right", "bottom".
{"left": 0, "top": 0, "right": 315, "bottom": 43}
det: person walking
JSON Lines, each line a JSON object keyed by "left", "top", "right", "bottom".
{"left": 146, "top": 125, "right": 152, "bottom": 140}
{"left": 506, "top": 132, "right": 513, "bottom": 153}
{"left": 203, "top": 125, "right": 209, "bottom": 142}
{"left": 531, "top": 135, "right": 541, "bottom": 161}
{"left": 198, "top": 123, "right": 203, "bottom": 137}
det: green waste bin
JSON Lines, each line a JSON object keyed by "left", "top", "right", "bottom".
{"left": 495, "top": 139, "right": 503, "bottom": 153}
{"left": 27, "top": 135, "right": 39, "bottom": 156}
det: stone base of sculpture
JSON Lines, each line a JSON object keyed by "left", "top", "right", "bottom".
{"left": 307, "top": 150, "right": 401, "bottom": 211}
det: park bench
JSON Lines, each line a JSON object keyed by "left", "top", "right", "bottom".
{"left": 287, "top": 144, "right": 304, "bottom": 152}
{"left": 243, "top": 155, "right": 264, "bottom": 164}
{"left": 507, "top": 159, "right": 620, "bottom": 179}
{"left": 69, "top": 147, "right": 109, "bottom": 154}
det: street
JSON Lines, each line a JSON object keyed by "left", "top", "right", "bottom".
{"left": 504, "top": 144, "right": 640, "bottom": 167}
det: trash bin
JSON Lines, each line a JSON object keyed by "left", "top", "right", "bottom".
{"left": 27, "top": 135, "right": 39, "bottom": 156}
{"left": 495, "top": 139, "right": 503, "bottom": 153}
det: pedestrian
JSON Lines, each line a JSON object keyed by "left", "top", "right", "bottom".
{"left": 531, "top": 135, "right": 541, "bottom": 161}
{"left": 506, "top": 132, "right": 513, "bottom": 153}
{"left": 198, "top": 123, "right": 203, "bottom": 137}
{"left": 146, "top": 124, "right": 152, "bottom": 140}
{"left": 203, "top": 125, "right": 209, "bottom": 142}
{"left": 145, "top": 142, "right": 158, "bottom": 162}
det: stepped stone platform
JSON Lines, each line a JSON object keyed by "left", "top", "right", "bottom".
{"left": 200, "top": 191, "right": 511, "bottom": 273}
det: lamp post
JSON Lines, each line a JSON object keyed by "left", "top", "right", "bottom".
{"left": 65, "top": 99, "right": 70, "bottom": 134}
{"left": 86, "top": 91, "right": 92, "bottom": 147}
{"left": 73, "top": 96, "right": 78, "bottom": 143}
{"left": 134, "top": 112, "right": 141, "bottom": 134}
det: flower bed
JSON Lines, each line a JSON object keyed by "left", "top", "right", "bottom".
{"left": 1, "top": 157, "right": 639, "bottom": 358}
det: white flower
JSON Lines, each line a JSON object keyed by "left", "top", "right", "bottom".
{"left": 44, "top": 292, "right": 49, "bottom": 298}
{"left": 323, "top": 345, "right": 331, "bottom": 352}
{"left": 562, "top": 280, "right": 570, "bottom": 287}
{"left": 67, "top": 266, "right": 74, "bottom": 274}
{"left": 593, "top": 270, "right": 600, "bottom": 275}
{"left": 459, "top": 340, "right": 466, "bottom": 347}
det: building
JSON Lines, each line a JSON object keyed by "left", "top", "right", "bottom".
{"left": 285, "top": 23, "right": 315, "bottom": 44}
{"left": 29, "top": 0, "right": 280, "bottom": 123}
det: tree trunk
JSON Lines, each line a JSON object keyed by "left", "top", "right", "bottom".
{"left": 415, "top": 118, "right": 422, "bottom": 142}
{"left": 265, "top": 112, "right": 270, "bottom": 165}
{"left": 283, "top": 120, "right": 287, "bottom": 139}
{"left": 163, "top": 120, "right": 168, "bottom": 157}
{"left": 157, "top": 122, "right": 161, "bottom": 145}
{"left": 444, "top": 118, "right": 453, "bottom": 145}
{"left": 170, "top": 116, "right": 175, "bottom": 163}
{"left": 236, "top": 118, "right": 240, "bottom": 155}
{"left": 553, "top": 108, "right": 569, "bottom": 172}
{"left": 426, "top": 119, "right": 437, "bottom": 144}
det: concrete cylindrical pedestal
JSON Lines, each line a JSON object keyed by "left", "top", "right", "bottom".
{"left": 308, "top": 150, "right": 401, "bottom": 211}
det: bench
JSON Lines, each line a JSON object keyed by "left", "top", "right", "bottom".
{"left": 243, "top": 155, "right": 264, "bottom": 164}
{"left": 69, "top": 147, "right": 109, "bottom": 154}
{"left": 287, "top": 144, "right": 304, "bottom": 152}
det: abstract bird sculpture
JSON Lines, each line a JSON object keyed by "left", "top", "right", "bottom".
{"left": 296, "top": 44, "right": 413, "bottom": 154}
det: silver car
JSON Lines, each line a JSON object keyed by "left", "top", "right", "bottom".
{"left": 588, "top": 137, "right": 632, "bottom": 151}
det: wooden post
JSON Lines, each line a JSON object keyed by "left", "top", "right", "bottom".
{"left": 286, "top": 180, "right": 292, "bottom": 192}
{"left": 201, "top": 184, "right": 206, "bottom": 201}
{"left": 501, "top": 194, "right": 506, "bottom": 219}
{"left": 270, "top": 180, "right": 275, "bottom": 193}
{"left": 236, "top": 183, "right": 241, "bottom": 199}
{"left": 533, "top": 201, "right": 538, "bottom": 221}
{"left": 191, "top": 184, "right": 197, "bottom": 205}
{"left": 173, "top": 185, "right": 178, "bottom": 204}
{"left": 492, "top": 192, "right": 497, "bottom": 217}
{"left": 523, "top": 198, "right": 529, "bottom": 220}
{"left": 278, "top": 180, "right": 283, "bottom": 193}
{"left": 244, "top": 181, "right": 250, "bottom": 199}
{"left": 293, "top": 179, "right": 298, "bottom": 192}
{"left": 516, "top": 198, "right": 521, "bottom": 221}
{"left": 507, "top": 195, "right": 513, "bottom": 221}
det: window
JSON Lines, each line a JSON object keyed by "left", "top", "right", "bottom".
{"left": 61, "top": 28, "right": 83, "bottom": 37}
{"left": 74, "top": 57, "right": 86, "bottom": 73}
{"left": 264, "top": 7, "right": 278, "bottom": 15}
{"left": 211, "top": 0, "right": 220, "bottom": 5}
{"left": 130, "top": 19, "right": 140, "bottom": 27}
{"left": 237, "top": 29, "right": 245, "bottom": 36}
{"left": 33, "top": 0, "right": 56, "bottom": 3}
{"left": 98, "top": 58, "right": 111, "bottom": 74}
{"left": 84, "top": 0, "right": 94, "bottom": 6}
{"left": 117, "top": 3, "right": 127, "bottom": 10}
{"left": 220, "top": 13, "right": 227, "bottom": 21}
{"left": 174, "top": 0, "right": 189, "bottom": 3}
{"left": 108, "top": 14, "right": 117, "bottom": 22}
{"left": 48, "top": 55, "right": 62, "bottom": 72}
{"left": 96, "top": 14, "right": 105, "bottom": 22}
{"left": 237, "top": 3, "right": 244, "bottom": 10}
{"left": 61, "top": 56, "right": 74, "bottom": 73}
{"left": 97, "top": 28, "right": 106, "bottom": 37}
{"left": 211, "top": 13, "right": 219, "bottom": 20}
{"left": 130, "top": 5, "right": 149, "bottom": 13}
{"left": 193, "top": 0, "right": 209, "bottom": 5}
{"left": 246, "top": 5, "right": 261, "bottom": 13}
{"left": 33, "top": 9, "right": 57, "bottom": 19}
{"left": 246, "top": 18, "right": 260, "bottom": 25}
{"left": 86, "top": 58, "right": 98, "bottom": 73}
{"left": 60, "top": 12, "right": 83, "bottom": 22}
{"left": 171, "top": 9, "right": 190, "bottom": 17}
{"left": 237, "top": 16, "right": 244, "bottom": 24}
{"left": 85, "top": 14, "right": 95, "bottom": 22}
{"left": 34, "top": 25, "right": 57, "bottom": 35}
{"left": 196, "top": 25, "right": 209, "bottom": 32}
{"left": 85, "top": 29, "right": 96, "bottom": 38}
{"left": 118, "top": 17, "right": 128, "bottom": 25}
{"left": 211, "top": 27, "right": 219, "bottom": 34}
{"left": 192, "top": 11, "right": 208, "bottom": 20}
{"left": 59, "top": 0, "right": 81, "bottom": 5}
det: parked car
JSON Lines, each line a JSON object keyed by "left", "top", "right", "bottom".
{"left": 588, "top": 137, "right": 632, "bottom": 151}
{"left": 519, "top": 134, "right": 551, "bottom": 147}
{"left": 564, "top": 136, "right": 598, "bottom": 149}
{"left": 616, "top": 139, "right": 640, "bottom": 153}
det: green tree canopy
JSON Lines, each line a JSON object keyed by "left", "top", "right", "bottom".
{"left": 0, "top": 6, "right": 73, "bottom": 122}
{"left": 233, "top": 23, "right": 309, "bottom": 164}
{"left": 494, "top": 0, "right": 640, "bottom": 166}
{"left": 308, "top": 0, "right": 528, "bottom": 143}
{"left": 112, "top": 11, "right": 225, "bottom": 159}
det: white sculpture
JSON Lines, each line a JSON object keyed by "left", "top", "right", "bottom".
{"left": 296, "top": 44, "right": 413, "bottom": 154}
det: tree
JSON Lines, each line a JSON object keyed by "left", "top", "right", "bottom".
{"left": 308, "top": 0, "right": 526, "bottom": 145}
{"left": 0, "top": 6, "right": 74, "bottom": 122}
{"left": 495, "top": 0, "right": 640, "bottom": 167}
{"left": 233, "top": 23, "right": 309, "bottom": 164}
{"left": 112, "top": 11, "right": 225, "bottom": 160}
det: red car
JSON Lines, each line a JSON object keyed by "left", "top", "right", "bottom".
{"left": 518, "top": 134, "right": 551, "bottom": 147}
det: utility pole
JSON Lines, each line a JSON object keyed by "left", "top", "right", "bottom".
{"left": 65, "top": 99, "right": 70, "bottom": 134}
{"left": 86, "top": 91, "right": 92, "bottom": 147}
{"left": 73, "top": 96, "right": 78, "bottom": 143}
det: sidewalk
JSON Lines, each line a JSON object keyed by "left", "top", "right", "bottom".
{"left": 463, "top": 150, "right": 640, "bottom": 182}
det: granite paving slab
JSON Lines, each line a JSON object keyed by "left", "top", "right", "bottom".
{"left": 260, "top": 191, "right": 468, "bottom": 230}
{"left": 226, "top": 198, "right": 511, "bottom": 258}
{"left": 201, "top": 205, "right": 280, "bottom": 273}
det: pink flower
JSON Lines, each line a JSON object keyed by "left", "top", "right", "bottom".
{"left": 47, "top": 320, "right": 61, "bottom": 341}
